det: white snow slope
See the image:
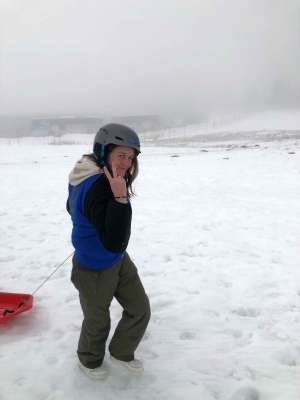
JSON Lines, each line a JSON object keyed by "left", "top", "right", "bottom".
{"left": 0, "top": 110, "right": 300, "bottom": 400}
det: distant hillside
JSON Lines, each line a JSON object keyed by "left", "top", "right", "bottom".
{"left": 210, "top": 109, "right": 300, "bottom": 133}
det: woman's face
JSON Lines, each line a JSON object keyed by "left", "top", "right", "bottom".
{"left": 107, "top": 146, "right": 135, "bottom": 178}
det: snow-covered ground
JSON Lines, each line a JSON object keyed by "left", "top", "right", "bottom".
{"left": 0, "top": 110, "right": 300, "bottom": 400}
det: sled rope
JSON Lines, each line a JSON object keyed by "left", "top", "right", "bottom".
{"left": 32, "top": 251, "right": 74, "bottom": 296}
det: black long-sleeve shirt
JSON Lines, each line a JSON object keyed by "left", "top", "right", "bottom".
{"left": 67, "top": 174, "right": 132, "bottom": 254}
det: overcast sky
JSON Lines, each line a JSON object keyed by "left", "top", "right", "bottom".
{"left": 0, "top": 0, "right": 299, "bottom": 117}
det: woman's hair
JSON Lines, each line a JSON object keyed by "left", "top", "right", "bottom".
{"left": 83, "top": 144, "right": 139, "bottom": 198}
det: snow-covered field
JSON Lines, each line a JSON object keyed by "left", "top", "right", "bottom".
{"left": 0, "top": 111, "right": 300, "bottom": 400}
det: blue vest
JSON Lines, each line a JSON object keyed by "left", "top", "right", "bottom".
{"left": 68, "top": 174, "right": 123, "bottom": 270}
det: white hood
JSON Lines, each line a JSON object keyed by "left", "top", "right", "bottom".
{"left": 68, "top": 157, "right": 103, "bottom": 186}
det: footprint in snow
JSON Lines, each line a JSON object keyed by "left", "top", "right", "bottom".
{"left": 203, "top": 309, "right": 219, "bottom": 318}
{"left": 10, "top": 273, "right": 22, "bottom": 279}
{"left": 180, "top": 251, "right": 196, "bottom": 258}
{"left": 14, "top": 378, "right": 26, "bottom": 387}
{"left": 223, "top": 329, "right": 243, "bottom": 339}
{"left": 151, "top": 299, "right": 175, "bottom": 311}
{"left": 232, "top": 307, "right": 261, "bottom": 317}
{"left": 164, "top": 254, "right": 172, "bottom": 262}
{"left": 276, "top": 345, "right": 300, "bottom": 366}
{"left": 46, "top": 355, "right": 58, "bottom": 366}
{"left": 65, "top": 293, "right": 78, "bottom": 303}
{"left": 187, "top": 288, "right": 199, "bottom": 295}
{"left": 267, "top": 291, "right": 283, "bottom": 298}
{"left": 141, "top": 270, "right": 156, "bottom": 277}
{"left": 180, "top": 331, "right": 197, "bottom": 340}
{"left": 53, "top": 328, "right": 65, "bottom": 340}
{"left": 0, "top": 255, "right": 16, "bottom": 262}
{"left": 216, "top": 279, "right": 233, "bottom": 288}
{"left": 228, "top": 386, "right": 260, "bottom": 400}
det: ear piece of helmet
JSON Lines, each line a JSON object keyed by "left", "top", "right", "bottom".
{"left": 94, "top": 143, "right": 108, "bottom": 166}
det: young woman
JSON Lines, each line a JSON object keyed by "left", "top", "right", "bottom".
{"left": 67, "top": 123, "right": 151, "bottom": 380}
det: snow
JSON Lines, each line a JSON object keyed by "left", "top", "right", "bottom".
{"left": 0, "top": 110, "right": 300, "bottom": 400}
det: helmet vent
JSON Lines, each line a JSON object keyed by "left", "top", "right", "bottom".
{"left": 115, "top": 136, "right": 124, "bottom": 141}
{"left": 101, "top": 128, "right": 108, "bottom": 134}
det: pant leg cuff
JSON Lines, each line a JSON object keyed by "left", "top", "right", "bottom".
{"left": 109, "top": 352, "right": 134, "bottom": 363}
{"left": 79, "top": 357, "right": 104, "bottom": 369}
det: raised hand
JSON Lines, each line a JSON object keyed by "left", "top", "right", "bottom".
{"left": 103, "top": 163, "right": 127, "bottom": 202}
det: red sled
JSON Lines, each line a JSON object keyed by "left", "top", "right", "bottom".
{"left": 0, "top": 292, "right": 33, "bottom": 325}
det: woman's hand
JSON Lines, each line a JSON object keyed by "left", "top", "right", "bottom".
{"left": 103, "top": 163, "right": 127, "bottom": 203}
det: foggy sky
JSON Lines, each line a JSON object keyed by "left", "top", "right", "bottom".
{"left": 1, "top": 0, "right": 300, "bottom": 117}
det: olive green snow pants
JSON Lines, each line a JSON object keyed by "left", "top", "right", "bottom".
{"left": 71, "top": 252, "right": 151, "bottom": 369}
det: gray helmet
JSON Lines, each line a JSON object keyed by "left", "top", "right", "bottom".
{"left": 93, "top": 123, "right": 140, "bottom": 166}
